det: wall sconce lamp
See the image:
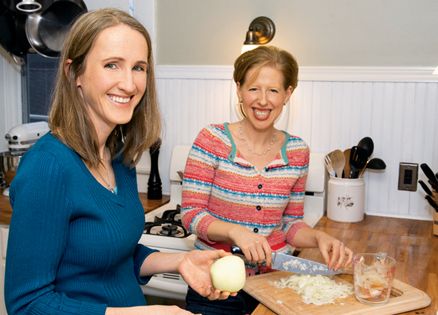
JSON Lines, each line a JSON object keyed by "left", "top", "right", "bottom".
{"left": 242, "top": 16, "right": 276, "bottom": 53}
{"left": 16, "top": 0, "right": 42, "bottom": 13}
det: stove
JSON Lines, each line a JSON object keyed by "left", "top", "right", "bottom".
{"left": 139, "top": 145, "right": 195, "bottom": 300}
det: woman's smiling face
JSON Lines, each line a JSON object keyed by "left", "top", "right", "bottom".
{"left": 75, "top": 23, "right": 148, "bottom": 135}
{"left": 237, "top": 65, "right": 292, "bottom": 131}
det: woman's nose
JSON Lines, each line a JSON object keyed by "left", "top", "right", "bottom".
{"left": 119, "top": 71, "right": 136, "bottom": 93}
{"left": 258, "top": 91, "right": 268, "bottom": 105}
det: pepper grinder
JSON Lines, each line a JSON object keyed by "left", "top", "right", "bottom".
{"left": 147, "top": 138, "right": 162, "bottom": 199}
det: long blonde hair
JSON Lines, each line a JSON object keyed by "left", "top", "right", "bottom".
{"left": 49, "top": 8, "right": 161, "bottom": 167}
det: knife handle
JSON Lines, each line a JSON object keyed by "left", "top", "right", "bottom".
{"left": 231, "top": 245, "right": 243, "bottom": 255}
{"left": 425, "top": 195, "right": 438, "bottom": 211}
{"left": 420, "top": 163, "right": 438, "bottom": 186}
{"left": 419, "top": 180, "right": 433, "bottom": 196}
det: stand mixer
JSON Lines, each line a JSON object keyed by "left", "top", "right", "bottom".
{"left": 1, "top": 121, "right": 49, "bottom": 196}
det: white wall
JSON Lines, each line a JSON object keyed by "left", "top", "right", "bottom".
{"left": 152, "top": 65, "right": 438, "bottom": 220}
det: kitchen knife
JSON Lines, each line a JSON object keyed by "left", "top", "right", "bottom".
{"left": 420, "top": 163, "right": 438, "bottom": 189}
{"left": 425, "top": 195, "right": 438, "bottom": 212}
{"left": 231, "top": 245, "right": 342, "bottom": 276}
{"left": 418, "top": 179, "right": 433, "bottom": 196}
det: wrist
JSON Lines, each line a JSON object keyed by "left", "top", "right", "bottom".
{"left": 227, "top": 224, "right": 246, "bottom": 243}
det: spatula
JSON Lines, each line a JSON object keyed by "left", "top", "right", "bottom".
{"left": 327, "top": 149, "right": 345, "bottom": 178}
{"left": 324, "top": 155, "right": 336, "bottom": 177}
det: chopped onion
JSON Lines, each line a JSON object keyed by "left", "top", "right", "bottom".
{"left": 274, "top": 274, "right": 353, "bottom": 305}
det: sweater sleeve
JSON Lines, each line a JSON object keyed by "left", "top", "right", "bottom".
{"left": 5, "top": 151, "right": 106, "bottom": 315}
{"left": 283, "top": 144, "right": 311, "bottom": 246}
{"left": 134, "top": 244, "right": 159, "bottom": 285}
{"left": 181, "top": 127, "right": 222, "bottom": 243}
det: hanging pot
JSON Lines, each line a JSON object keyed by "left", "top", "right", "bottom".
{"left": 25, "top": 0, "right": 87, "bottom": 58}
{"left": 0, "top": 2, "right": 31, "bottom": 57}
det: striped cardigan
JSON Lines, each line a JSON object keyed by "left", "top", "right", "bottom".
{"left": 181, "top": 123, "right": 310, "bottom": 258}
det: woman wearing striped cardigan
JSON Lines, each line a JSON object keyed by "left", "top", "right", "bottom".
{"left": 181, "top": 46, "right": 353, "bottom": 315}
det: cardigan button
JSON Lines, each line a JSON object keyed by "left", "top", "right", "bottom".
{"left": 253, "top": 228, "right": 259, "bottom": 233}
{"left": 256, "top": 205, "right": 262, "bottom": 211}
{"left": 257, "top": 184, "right": 263, "bottom": 189}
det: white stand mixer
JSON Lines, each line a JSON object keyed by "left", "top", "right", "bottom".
{"left": 1, "top": 121, "right": 49, "bottom": 196}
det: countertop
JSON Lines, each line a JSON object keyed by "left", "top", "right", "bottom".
{"left": 252, "top": 215, "right": 437, "bottom": 315}
{"left": 0, "top": 192, "right": 169, "bottom": 225}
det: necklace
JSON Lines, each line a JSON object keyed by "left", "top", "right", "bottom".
{"left": 238, "top": 122, "right": 277, "bottom": 156}
{"left": 95, "top": 165, "right": 116, "bottom": 193}
{"left": 93, "top": 148, "right": 116, "bottom": 193}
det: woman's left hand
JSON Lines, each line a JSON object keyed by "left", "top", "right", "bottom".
{"left": 178, "top": 250, "right": 236, "bottom": 300}
{"left": 315, "top": 231, "right": 353, "bottom": 270}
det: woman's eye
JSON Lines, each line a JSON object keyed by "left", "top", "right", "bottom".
{"left": 270, "top": 89, "right": 279, "bottom": 93}
{"left": 248, "top": 87, "right": 257, "bottom": 91}
{"left": 133, "top": 65, "right": 146, "bottom": 72}
{"left": 104, "top": 63, "right": 117, "bottom": 69}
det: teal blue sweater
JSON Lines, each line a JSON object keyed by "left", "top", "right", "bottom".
{"left": 5, "top": 133, "right": 157, "bottom": 314}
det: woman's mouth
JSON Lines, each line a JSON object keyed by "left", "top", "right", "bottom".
{"left": 108, "top": 95, "right": 131, "bottom": 104}
{"left": 253, "top": 108, "right": 271, "bottom": 121}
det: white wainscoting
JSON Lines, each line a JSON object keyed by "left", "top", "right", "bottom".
{"left": 139, "top": 65, "right": 438, "bottom": 220}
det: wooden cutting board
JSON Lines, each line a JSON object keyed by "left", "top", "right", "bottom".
{"left": 244, "top": 271, "right": 431, "bottom": 315}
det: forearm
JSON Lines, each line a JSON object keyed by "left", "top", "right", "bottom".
{"left": 206, "top": 220, "right": 246, "bottom": 243}
{"left": 290, "top": 226, "right": 323, "bottom": 248}
{"left": 139, "top": 251, "right": 185, "bottom": 276}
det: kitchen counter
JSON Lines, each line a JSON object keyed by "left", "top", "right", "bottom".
{"left": 0, "top": 192, "right": 169, "bottom": 225}
{"left": 252, "top": 215, "right": 437, "bottom": 315}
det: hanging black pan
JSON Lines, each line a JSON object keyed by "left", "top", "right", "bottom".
{"left": 25, "top": 0, "right": 87, "bottom": 58}
{"left": 0, "top": 2, "right": 31, "bottom": 57}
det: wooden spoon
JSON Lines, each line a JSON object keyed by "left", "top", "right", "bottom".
{"left": 343, "top": 148, "right": 351, "bottom": 178}
{"left": 327, "top": 149, "right": 345, "bottom": 178}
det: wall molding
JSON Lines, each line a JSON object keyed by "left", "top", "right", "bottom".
{"left": 156, "top": 65, "right": 438, "bottom": 82}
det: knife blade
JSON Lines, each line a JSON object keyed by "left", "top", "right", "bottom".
{"left": 272, "top": 252, "right": 341, "bottom": 276}
{"left": 230, "top": 245, "right": 342, "bottom": 276}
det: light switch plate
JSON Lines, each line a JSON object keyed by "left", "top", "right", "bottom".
{"left": 398, "top": 162, "right": 418, "bottom": 191}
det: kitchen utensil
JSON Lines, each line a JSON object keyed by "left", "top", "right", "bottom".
{"left": 231, "top": 246, "right": 343, "bottom": 276}
{"left": 25, "top": 0, "right": 87, "bottom": 58}
{"left": 0, "top": 4, "right": 31, "bottom": 57}
{"left": 324, "top": 155, "right": 336, "bottom": 177}
{"left": 349, "top": 146, "right": 368, "bottom": 178}
{"left": 243, "top": 271, "right": 431, "bottom": 315}
{"left": 358, "top": 157, "right": 386, "bottom": 177}
{"left": 419, "top": 180, "right": 433, "bottom": 196}
{"left": 357, "top": 137, "right": 374, "bottom": 159}
{"left": 420, "top": 163, "right": 438, "bottom": 190}
{"left": 343, "top": 148, "right": 351, "bottom": 178}
{"left": 425, "top": 195, "right": 438, "bottom": 211}
{"left": 327, "top": 149, "right": 345, "bottom": 178}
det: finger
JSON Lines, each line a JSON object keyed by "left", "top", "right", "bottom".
{"left": 328, "top": 241, "right": 342, "bottom": 269}
{"left": 344, "top": 247, "right": 354, "bottom": 266}
{"left": 334, "top": 243, "right": 346, "bottom": 270}
{"left": 218, "top": 291, "right": 231, "bottom": 300}
{"left": 262, "top": 241, "right": 272, "bottom": 266}
{"left": 207, "top": 289, "right": 221, "bottom": 301}
{"left": 255, "top": 241, "right": 266, "bottom": 263}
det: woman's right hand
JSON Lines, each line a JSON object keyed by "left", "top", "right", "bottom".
{"left": 228, "top": 225, "right": 271, "bottom": 265}
{"left": 106, "top": 305, "right": 199, "bottom": 315}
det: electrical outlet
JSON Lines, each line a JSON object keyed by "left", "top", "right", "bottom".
{"left": 398, "top": 163, "right": 418, "bottom": 191}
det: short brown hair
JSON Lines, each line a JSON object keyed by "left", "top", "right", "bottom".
{"left": 233, "top": 46, "right": 299, "bottom": 90}
{"left": 49, "top": 8, "right": 161, "bottom": 167}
